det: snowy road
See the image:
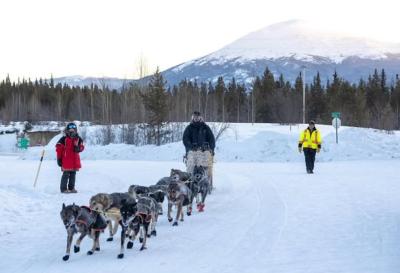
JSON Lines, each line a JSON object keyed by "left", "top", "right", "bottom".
{"left": 1, "top": 157, "right": 400, "bottom": 273}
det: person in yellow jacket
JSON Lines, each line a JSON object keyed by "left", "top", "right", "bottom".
{"left": 298, "top": 120, "right": 322, "bottom": 174}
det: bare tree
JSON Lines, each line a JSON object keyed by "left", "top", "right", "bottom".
{"left": 210, "top": 122, "right": 231, "bottom": 142}
{"left": 136, "top": 53, "right": 150, "bottom": 80}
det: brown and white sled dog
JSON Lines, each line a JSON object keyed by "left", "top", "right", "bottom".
{"left": 170, "top": 168, "right": 191, "bottom": 182}
{"left": 60, "top": 203, "right": 107, "bottom": 261}
{"left": 89, "top": 192, "right": 132, "bottom": 241}
{"left": 118, "top": 196, "right": 159, "bottom": 259}
{"left": 167, "top": 181, "right": 191, "bottom": 226}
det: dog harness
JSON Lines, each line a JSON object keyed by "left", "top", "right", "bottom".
{"left": 135, "top": 213, "right": 152, "bottom": 223}
{"left": 75, "top": 206, "right": 106, "bottom": 232}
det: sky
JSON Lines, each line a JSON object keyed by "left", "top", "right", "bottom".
{"left": 0, "top": 0, "right": 399, "bottom": 80}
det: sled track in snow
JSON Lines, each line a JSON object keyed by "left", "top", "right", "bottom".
{"left": 2, "top": 159, "right": 400, "bottom": 273}
{"left": 1, "top": 160, "right": 288, "bottom": 273}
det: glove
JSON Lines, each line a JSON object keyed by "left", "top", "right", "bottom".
{"left": 74, "top": 145, "right": 81, "bottom": 153}
{"left": 191, "top": 144, "right": 198, "bottom": 151}
{"left": 298, "top": 147, "right": 302, "bottom": 153}
{"left": 202, "top": 143, "right": 210, "bottom": 151}
{"left": 57, "top": 158, "right": 62, "bottom": 167}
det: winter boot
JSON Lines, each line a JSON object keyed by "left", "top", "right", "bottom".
{"left": 198, "top": 203, "right": 205, "bottom": 212}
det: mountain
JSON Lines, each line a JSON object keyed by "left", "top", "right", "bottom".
{"left": 162, "top": 20, "right": 400, "bottom": 86}
{"left": 53, "top": 75, "right": 132, "bottom": 90}
{"left": 54, "top": 20, "right": 400, "bottom": 89}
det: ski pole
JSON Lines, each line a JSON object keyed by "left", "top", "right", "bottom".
{"left": 33, "top": 149, "right": 45, "bottom": 188}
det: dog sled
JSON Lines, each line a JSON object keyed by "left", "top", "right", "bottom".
{"left": 184, "top": 143, "right": 214, "bottom": 193}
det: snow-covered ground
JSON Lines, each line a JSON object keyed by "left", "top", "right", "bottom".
{"left": 1, "top": 123, "right": 400, "bottom": 273}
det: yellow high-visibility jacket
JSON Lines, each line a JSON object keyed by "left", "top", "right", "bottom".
{"left": 299, "top": 128, "right": 322, "bottom": 150}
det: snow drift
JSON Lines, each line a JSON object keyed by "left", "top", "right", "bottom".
{"left": 4, "top": 123, "right": 399, "bottom": 163}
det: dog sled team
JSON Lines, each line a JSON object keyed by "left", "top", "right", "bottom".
{"left": 59, "top": 111, "right": 216, "bottom": 261}
{"left": 58, "top": 111, "right": 323, "bottom": 261}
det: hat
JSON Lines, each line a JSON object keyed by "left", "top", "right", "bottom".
{"left": 66, "top": 122, "right": 77, "bottom": 130}
{"left": 191, "top": 111, "right": 204, "bottom": 123}
{"left": 309, "top": 120, "right": 316, "bottom": 125}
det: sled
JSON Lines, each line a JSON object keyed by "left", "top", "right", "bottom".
{"left": 185, "top": 149, "right": 214, "bottom": 193}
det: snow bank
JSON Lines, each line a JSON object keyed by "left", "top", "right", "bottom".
{"left": 16, "top": 123, "right": 400, "bottom": 162}
{"left": 0, "top": 134, "right": 17, "bottom": 154}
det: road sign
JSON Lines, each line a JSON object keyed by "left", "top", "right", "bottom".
{"left": 17, "top": 137, "right": 29, "bottom": 149}
{"left": 331, "top": 112, "right": 341, "bottom": 118}
{"left": 332, "top": 117, "right": 341, "bottom": 144}
{"left": 332, "top": 117, "right": 341, "bottom": 129}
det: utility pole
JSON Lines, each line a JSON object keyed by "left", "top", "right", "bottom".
{"left": 251, "top": 88, "right": 254, "bottom": 125}
{"left": 251, "top": 69, "right": 256, "bottom": 125}
{"left": 302, "top": 66, "right": 306, "bottom": 124}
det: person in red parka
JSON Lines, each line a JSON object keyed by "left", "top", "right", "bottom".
{"left": 56, "top": 122, "right": 84, "bottom": 193}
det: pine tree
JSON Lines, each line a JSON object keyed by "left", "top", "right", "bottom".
{"left": 215, "top": 77, "right": 226, "bottom": 122}
{"left": 254, "top": 67, "right": 275, "bottom": 122}
{"left": 390, "top": 74, "right": 400, "bottom": 128}
{"left": 366, "top": 69, "right": 389, "bottom": 128}
{"left": 141, "top": 68, "right": 169, "bottom": 145}
{"left": 225, "top": 78, "right": 237, "bottom": 122}
{"left": 308, "top": 72, "right": 326, "bottom": 122}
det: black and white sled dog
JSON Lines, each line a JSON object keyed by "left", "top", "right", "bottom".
{"left": 128, "top": 185, "right": 150, "bottom": 200}
{"left": 169, "top": 168, "right": 200, "bottom": 216}
{"left": 192, "top": 165, "right": 210, "bottom": 212}
{"left": 167, "top": 181, "right": 191, "bottom": 226}
{"left": 156, "top": 176, "right": 173, "bottom": 187}
{"left": 129, "top": 183, "right": 167, "bottom": 215}
{"left": 60, "top": 203, "right": 107, "bottom": 261}
{"left": 118, "top": 196, "right": 159, "bottom": 259}
{"left": 89, "top": 192, "right": 132, "bottom": 241}
{"left": 148, "top": 185, "right": 166, "bottom": 215}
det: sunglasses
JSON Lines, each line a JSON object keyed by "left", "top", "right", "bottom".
{"left": 67, "top": 124, "right": 77, "bottom": 129}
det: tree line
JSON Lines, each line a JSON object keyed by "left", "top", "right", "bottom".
{"left": 1, "top": 67, "right": 400, "bottom": 130}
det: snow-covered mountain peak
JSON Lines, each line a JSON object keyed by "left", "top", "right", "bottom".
{"left": 51, "top": 20, "right": 400, "bottom": 88}
{"left": 202, "top": 19, "right": 400, "bottom": 64}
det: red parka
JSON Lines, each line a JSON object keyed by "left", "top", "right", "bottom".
{"left": 56, "top": 136, "right": 85, "bottom": 171}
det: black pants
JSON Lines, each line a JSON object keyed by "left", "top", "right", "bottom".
{"left": 60, "top": 171, "right": 76, "bottom": 192}
{"left": 303, "top": 148, "right": 316, "bottom": 172}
